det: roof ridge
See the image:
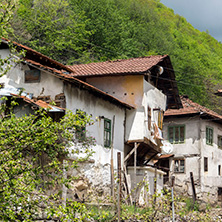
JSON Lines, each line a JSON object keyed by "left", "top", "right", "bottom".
{"left": 68, "top": 55, "right": 168, "bottom": 67}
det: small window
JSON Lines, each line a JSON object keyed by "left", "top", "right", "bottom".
{"left": 218, "top": 136, "right": 222, "bottom": 149}
{"left": 25, "top": 69, "right": 41, "bottom": 83}
{"left": 158, "top": 109, "right": 164, "bottom": 130}
{"left": 168, "top": 125, "right": 185, "bottom": 144}
{"left": 104, "top": 118, "right": 111, "bottom": 148}
{"left": 219, "top": 165, "right": 221, "bottom": 176}
{"left": 174, "top": 159, "right": 185, "bottom": 173}
{"left": 204, "top": 157, "right": 208, "bottom": 172}
{"left": 206, "top": 127, "right": 213, "bottom": 145}
{"left": 75, "top": 110, "right": 86, "bottom": 141}
{"left": 148, "top": 106, "right": 151, "bottom": 131}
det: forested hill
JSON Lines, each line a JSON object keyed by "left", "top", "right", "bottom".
{"left": 11, "top": 0, "right": 222, "bottom": 112}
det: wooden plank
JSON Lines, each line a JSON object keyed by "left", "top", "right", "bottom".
{"left": 111, "top": 116, "right": 115, "bottom": 198}
{"left": 190, "top": 172, "right": 196, "bottom": 205}
{"left": 124, "top": 143, "right": 140, "bottom": 163}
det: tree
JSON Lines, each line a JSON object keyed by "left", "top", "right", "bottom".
{"left": 12, "top": 0, "right": 92, "bottom": 64}
{"left": 0, "top": 100, "right": 95, "bottom": 221}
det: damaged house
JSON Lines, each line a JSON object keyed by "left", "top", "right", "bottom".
{"left": 67, "top": 56, "right": 182, "bottom": 201}
{"left": 0, "top": 38, "right": 134, "bottom": 199}
{"left": 0, "top": 38, "right": 182, "bottom": 202}
{"left": 163, "top": 95, "right": 222, "bottom": 203}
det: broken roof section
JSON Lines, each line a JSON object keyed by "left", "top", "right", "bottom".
{"left": 68, "top": 55, "right": 182, "bottom": 109}
{"left": 165, "top": 95, "right": 222, "bottom": 123}
{"left": 0, "top": 87, "right": 64, "bottom": 112}
{"left": 0, "top": 38, "right": 134, "bottom": 110}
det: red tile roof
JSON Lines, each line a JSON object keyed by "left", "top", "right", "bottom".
{"left": 165, "top": 95, "right": 222, "bottom": 121}
{"left": 1, "top": 37, "right": 74, "bottom": 73}
{"left": 1, "top": 38, "right": 134, "bottom": 110}
{"left": 67, "top": 55, "right": 168, "bottom": 77}
{"left": 24, "top": 59, "right": 135, "bottom": 110}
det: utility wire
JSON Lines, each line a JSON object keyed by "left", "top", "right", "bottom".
{"left": 13, "top": 37, "right": 222, "bottom": 89}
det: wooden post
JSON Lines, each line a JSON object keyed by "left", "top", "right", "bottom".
{"left": 190, "top": 172, "right": 196, "bottom": 205}
{"left": 154, "top": 167, "right": 157, "bottom": 204}
{"left": 134, "top": 142, "right": 137, "bottom": 203}
{"left": 117, "top": 152, "right": 121, "bottom": 221}
{"left": 111, "top": 116, "right": 115, "bottom": 198}
{"left": 62, "top": 160, "right": 67, "bottom": 207}
{"left": 171, "top": 176, "right": 175, "bottom": 222}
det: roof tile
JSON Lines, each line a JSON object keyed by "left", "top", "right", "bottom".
{"left": 67, "top": 55, "right": 168, "bottom": 77}
{"left": 165, "top": 96, "right": 222, "bottom": 120}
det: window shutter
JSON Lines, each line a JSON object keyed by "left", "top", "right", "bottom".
{"left": 148, "top": 106, "right": 151, "bottom": 131}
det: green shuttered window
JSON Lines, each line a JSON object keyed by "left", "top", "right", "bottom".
{"left": 168, "top": 125, "right": 185, "bottom": 144}
{"left": 104, "top": 118, "right": 111, "bottom": 148}
{"left": 206, "top": 126, "right": 213, "bottom": 145}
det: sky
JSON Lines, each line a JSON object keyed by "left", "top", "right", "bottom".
{"left": 160, "top": 0, "right": 222, "bottom": 42}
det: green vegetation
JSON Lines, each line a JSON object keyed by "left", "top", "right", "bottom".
{"left": 10, "top": 0, "right": 222, "bottom": 112}
{"left": 0, "top": 97, "right": 94, "bottom": 220}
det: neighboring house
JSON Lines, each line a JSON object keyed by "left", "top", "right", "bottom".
{"left": 163, "top": 95, "right": 222, "bottom": 203}
{"left": 67, "top": 56, "right": 182, "bottom": 200}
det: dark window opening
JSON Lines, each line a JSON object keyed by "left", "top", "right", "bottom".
{"left": 206, "top": 126, "right": 213, "bottom": 145}
{"left": 204, "top": 157, "right": 208, "bottom": 172}
{"left": 104, "top": 118, "right": 111, "bottom": 148}
{"left": 25, "top": 69, "right": 41, "bottom": 83}
{"left": 218, "top": 187, "right": 222, "bottom": 201}
{"left": 174, "top": 159, "right": 185, "bottom": 173}
{"left": 218, "top": 136, "right": 222, "bottom": 149}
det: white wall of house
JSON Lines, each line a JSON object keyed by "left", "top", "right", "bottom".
{"left": 0, "top": 49, "right": 63, "bottom": 99}
{"left": 0, "top": 48, "right": 127, "bottom": 193}
{"left": 125, "top": 79, "right": 166, "bottom": 143}
{"left": 64, "top": 82, "right": 126, "bottom": 189}
{"left": 128, "top": 165, "right": 166, "bottom": 205}
{"left": 163, "top": 116, "right": 222, "bottom": 202}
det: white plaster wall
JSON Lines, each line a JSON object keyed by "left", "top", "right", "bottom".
{"left": 125, "top": 80, "right": 166, "bottom": 142}
{"left": 86, "top": 75, "right": 143, "bottom": 107}
{"left": 163, "top": 116, "right": 200, "bottom": 156}
{"left": 86, "top": 75, "right": 167, "bottom": 143}
{"left": 164, "top": 117, "right": 201, "bottom": 188}
{"left": 164, "top": 116, "right": 222, "bottom": 200}
{"left": 143, "top": 80, "right": 166, "bottom": 141}
{"left": 128, "top": 166, "right": 166, "bottom": 205}
{"left": 125, "top": 108, "right": 144, "bottom": 141}
{"left": 0, "top": 49, "right": 63, "bottom": 99}
{"left": 64, "top": 83, "right": 125, "bottom": 186}
{"left": 200, "top": 120, "right": 222, "bottom": 188}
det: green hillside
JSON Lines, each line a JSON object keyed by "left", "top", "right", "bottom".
{"left": 11, "top": 0, "right": 222, "bottom": 112}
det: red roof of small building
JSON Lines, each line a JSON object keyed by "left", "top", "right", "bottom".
{"left": 165, "top": 95, "right": 222, "bottom": 121}
{"left": 67, "top": 55, "right": 168, "bottom": 77}
{"left": 11, "top": 93, "right": 65, "bottom": 112}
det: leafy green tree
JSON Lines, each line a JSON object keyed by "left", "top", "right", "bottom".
{"left": 13, "top": 0, "right": 92, "bottom": 64}
{"left": 0, "top": 100, "right": 95, "bottom": 221}
{"left": 10, "top": 0, "right": 222, "bottom": 111}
